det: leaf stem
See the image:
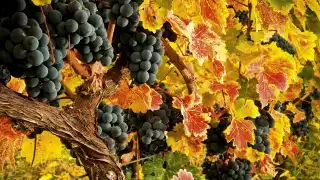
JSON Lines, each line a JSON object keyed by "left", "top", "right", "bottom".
{"left": 121, "top": 154, "right": 157, "bottom": 167}
{"left": 67, "top": 50, "right": 91, "bottom": 79}
{"left": 40, "top": 6, "right": 55, "bottom": 63}
{"left": 107, "top": 21, "right": 116, "bottom": 43}
{"left": 162, "top": 39, "right": 196, "bottom": 94}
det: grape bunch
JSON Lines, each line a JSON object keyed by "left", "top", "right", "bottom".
{"left": 203, "top": 111, "right": 233, "bottom": 155}
{"left": 120, "top": 32, "right": 163, "bottom": 85}
{"left": 50, "top": 0, "right": 115, "bottom": 66}
{"left": 0, "top": 1, "right": 65, "bottom": 101}
{"left": 235, "top": 10, "right": 249, "bottom": 24}
{"left": 0, "top": 65, "right": 11, "bottom": 85}
{"left": 268, "top": 33, "right": 296, "bottom": 55}
{"left": 155, "top": 22, "right": 177, "bottom": 42}
{"left": 97, "top": 102, "right": 129, "bottom": 153}
{"left": 202, "top": 158, "right": 252, "bottom": 180}
{"left": 249, "top": 104, "right": 274, "bottom": 154}
{"left": 97, "top": 0, "right": 140, "bottom": 30}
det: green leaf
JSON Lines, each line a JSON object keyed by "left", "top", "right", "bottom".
{"left": 142, "top": 152, "right": 201, "bottom": 180}
{"left": 155, "top": 0, "right": 172, "bottom": 10}
{"left": 238, "top": 77, "right": 259, "bottom": 100}
{"left": 142, "top": 155, "right": 165, "bottom": 180}
{"left": 298, "top": 61, "right": 320, "bottom": 87}
{"left": 233, "top": 98, "right": 260, "bottom": 119}
{"left": 267, "top": 0, "right": 293, "bottom": 10}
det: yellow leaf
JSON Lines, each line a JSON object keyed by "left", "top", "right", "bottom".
{"left": 232, "top": 99, "right": 260, "bottom": 119}
{"left": 288, "top": 23, "right": 317, "bottom": 61}
{"left": 246, "top": 147, "right": 265, "bottom": 162}
{"left": 200, "top": 0, "right": 229, "bottom": 35}
{"left": 39, "top": 174, "right": 53, "bottom": 180}
{"left": 166, "top": 123, "right": 206, "bottom": 165}
{"left": 305, "top": 0, "right": 320, "bottom": 21}
{"left": 286, "top": 102, "right": 306, "bottom": 123}
{"left": 21, "top": 131, "right": 64, "bottom": 165}
{"left": 32, "top": 0, "right": 52, "bottom": 6}
{"left": 7, "top": 77, "right": 26, "bottom": 95}
{"left": 139, "top": 0, "right": 167, "bottom": 33}
{"left": 172, "top": 0, "right": 200, "bottom": 20}
{"left": 269, "top": 110, "right": 291, "bottom": 158}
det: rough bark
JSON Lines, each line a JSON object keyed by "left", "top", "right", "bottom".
{"left": 0, "top": 60, "right": 127, "bottom": 180}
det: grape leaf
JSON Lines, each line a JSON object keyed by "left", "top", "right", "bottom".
{"left": 171, "top": 0, "right": 200, "bottom": 20}
{"left": 209, "top": 80, "right": 240, "bottom": 102}
{"left": 166, "top": 123, "right": 206, "bottom": 165}
{"left": 288, "top": 23, "right": 317, "bottom": 61}
{"left": 155, "top": 0, "right": 172, "bottom": 10}
{"left": 167, "top": 13, "right": 190, "bottom": 37}
{"left": 171, "top": 169, "right": 194, "bottom": 180}
{"left": 256, "top": 1, "right": 288, "bottom": 32}
{"left": 173, "top": 94, "right": 210, "bottom": 137}
{"left": 188, "top": 22, "right": 226, "bottom": 64}
{"left": 232, "top": 99, "right": 260, "bottom": 120}
{"left": 7, "top": 77, "right": 26, "bottom": 94}
{"left": 281, "top": 80, "right": 303, "bottom": 101}
{"left": 280, "top": 138, "right": 299, "bottom": 163}
{"left": 211, "top": 60, "right": 226, "bottom": 82}
{"left": 21, "top": 131, "right": 64, "bottom": 165}
{"left": 246, "top": 147, "right": 266, "bottom": 162}
{"left": 142, "top": 152, "right": 201, "bottom": 180}
{"left": 109, "top": 81, "right": 162, "bottom": 113}
{"left": 0, "top": 116, "right": 25, "bottom": 170}
{"left": 269, "top": 110, "right": 291, "bottom": 157}
{"left": 286, "top": 102, "right": 306, "bottom": 123}
{"left": 139, "top": 0, "right": 168, "bottom": 33}
{"left": 150, "top": 89, "right": 163, "bottom": 111}
{"left": 257, "top": 69, "right": 287, "bottom": 107}
{"left": 199, "top": 0, "right": 229, "bottom": 35}
{"left": 304, "top": 0, "right": 320, "bottom": 20}
{"left": 238, "top": 77, "right": 259, "bottom": 100}
{"left": 298, "top": 61, "right": 320, "bottom": 87}
{"left": 224, "top": 99, "right": 258, "bottom": 149}
{"left": 32, "top": 0, "right": 51, "bottom": 6}
{"left": 224, "top": 119, "right": 256, "bottom": 149}
{"left": 258, "top": 156, "right": 278, "bottom": 177}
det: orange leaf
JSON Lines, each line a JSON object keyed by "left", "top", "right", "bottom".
{"left": 189, "top": 23, "right": 225, "bottom": 64}
{"left": 150, "top": 90, "right": 163, "bottom": 111}
{"left": 257, "top": 70, "right": 287, "bottom": 107}
{"left": 109, "top": 80, "right": 132, "bottom": 108}
{"left": 173, "top": 94, "right": 210, "bottom": 137}
{"left": 109, "top": 81, "right": 162, "bottom": 113}
{"left": 7, "top": 77, "right": 26, "bottom": 94}
{"left": 121, "top": 152, "right": 135, "bottom": 164}
{"left": 212, "top": 60, "right": 226, "bottom": 82}
{"left": 210, "top": 81, "right": 240, "bottom": 102}
{"left": 281, "top": 81, "right": 303, "bottom": 101}
{"left": 280, "top": 138, "right": 299, "bottom": 163}
{"left": 258, "top": 156, "right": 278, "bottom": 177}
{"left": 256, "top": 1, "right": 287, "bottom": 32}
{"left": 199, "top": 0, "right": 228, "bottom": 35}
{"left": 167, "top": 13, "right": 190, "bottom": 37}
{"left": 224, "top": 119, "right": 255, "bottom": 149}
{"left": 0, "top": 116, "right": 25, "bottom": 170}
{"left": 286, "top": 103, "right": 306, "bottom": 123}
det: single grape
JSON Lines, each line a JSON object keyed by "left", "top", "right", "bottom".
{"left": 111, "top": 126, "right": 122, "bottom": 138}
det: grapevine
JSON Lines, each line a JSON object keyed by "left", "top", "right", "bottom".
{"left": 0, "top": 0, "right": 319, "bottom": 180}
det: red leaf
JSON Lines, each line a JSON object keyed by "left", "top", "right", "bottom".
{"left": 183, "top": 105, "right": 210, "bottom": 137}
{"left": 257, "top": 70, "right": 287, "bottom": 107}
{"left": 172, "top": 169, "right": 194, "bottom": 180}
{"left": 212, "top": 60, "right": 225, "bottom": 82}
{"left": 200, "top": 0, "right": 228, "bottom": 35}
{"left": 173, "top": 94, "right": 209, "bottom": 137}
{"left": 258, "top": 156, "right": 278, "bottom": 177}
{"left": 225, "top": 119, "right": 255, "bottom": 149}
{"left": 210, "top": 81, "right": 240, "bottom": 102}
{"left": 150, "top": 90, "right": 163, "bottom": 111}
{"left": 280, "top": 138, "right": 299, "bottom": 163}
{"left": 189, "top": 23, "right": 224, "bottom": 63}
{"left": 0, "top": 116, "right": 25, "bottom": 170}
